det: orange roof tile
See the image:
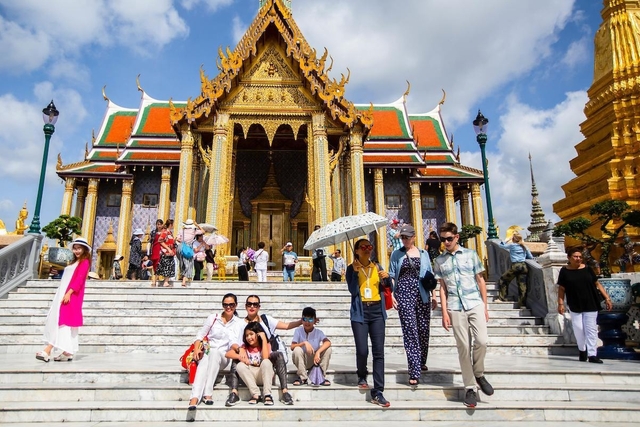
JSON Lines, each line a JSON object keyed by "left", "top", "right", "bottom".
{"left": 101, "top": 113, "right": 136, "bottom": 145}
{"left": 139, "top": 105, "right": 175, "bottom": 135}
{"left": 368, "top": 108, "right": 410, "bottom": 139}
{"left": 410, "top": 116, "right": 448, "bottom": 150}
{"left": 121, "top": 151, "right": 180, "bottom": 161}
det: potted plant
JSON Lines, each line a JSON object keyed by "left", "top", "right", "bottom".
{"left": 459, "top": 224, "right": 483, "bottom": 247}
{"left": 42, "top": 215, "right": 83, "bottom": 268}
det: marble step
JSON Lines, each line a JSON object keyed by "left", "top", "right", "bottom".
{"left": 0, "top": 422, "right": 635, "bottom": 427}
{"left": 0, "top": 313, "right": 544, "bottom": 326}
{"left": 2, "top": 381, "right": 639, "bottom": 403}
{"left": 1, "top": 399, "right": 638, "bottom": 423}
{"left": 0, "top": 324, "right": 550, "bottom": 336}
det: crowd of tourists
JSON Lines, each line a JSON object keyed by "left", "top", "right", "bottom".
{"left": 35, "top": 218, "right": 610, "bottom": 412}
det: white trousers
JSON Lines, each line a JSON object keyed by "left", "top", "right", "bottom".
{"left": 569, "top": 310, "right": 598, "bottom": 357}
{"left": 190, "top": 347, "right": 230, "bottom": 400}
{"left": 256, "top": 269, "right": 267, "bottom": 283}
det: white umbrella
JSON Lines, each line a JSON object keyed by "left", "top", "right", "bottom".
{"left": 304, "top": 212, "right": 389, "bottom": 251}
{"left": 199, "top": 223, "right": 218, "bottom": 233}
{"left": 205, "top": 233, "right": 229, "bottom": 246}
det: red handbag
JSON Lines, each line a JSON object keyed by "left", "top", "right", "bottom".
{"left": 179, "top": 316, "right": 217, "bottom": 383}
{"left": 383, "top": 285, "right": 393, "bottom": 310}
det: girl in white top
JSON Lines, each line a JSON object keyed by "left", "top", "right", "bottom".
{"left": 254, "top": 241, "right": 270, "bottom": 283}
{"left": 188, "top": 293, "right": 245, "bottom": 409}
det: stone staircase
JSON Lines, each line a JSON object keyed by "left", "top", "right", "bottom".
{"left": 0, "top": 279, "right": 638, "bottom": 425}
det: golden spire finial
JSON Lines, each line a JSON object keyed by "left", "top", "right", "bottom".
{"left": 403, "top": 80, "right": 411, "bottom": 102}
{"left": 136, "top": 74, "right": 144, "bottom": 93}
{"left": 56, "top": 153, "right": 63, "bottom": 170}
{"left": 439, "top": 89, "right": 446, "bottom": 105}
{"left": 92, "top": 129, "right": 96, "bottom": 143}
{"left": 102, "top": 85, "right": 109, "bottom": 102}
{"left": 85, "top": 142, "right": 89, "bottom": 159}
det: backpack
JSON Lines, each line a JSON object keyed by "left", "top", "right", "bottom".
{"left": 260, "top": 314, "right": 289, "bottom": 364}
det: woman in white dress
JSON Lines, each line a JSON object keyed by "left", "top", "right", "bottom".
{"left": 254, "top": 241, "right": 270, "bottom": 283}
{"left": 36, "top": 237, "right": 92, "bottom": 362}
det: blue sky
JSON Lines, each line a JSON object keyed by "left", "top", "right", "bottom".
{"left": 0, "top": 0, "right": 603, "bottom": 239}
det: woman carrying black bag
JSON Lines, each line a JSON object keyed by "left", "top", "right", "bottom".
{"left": 388, "top": 224, "right": 437, "bottom": 385}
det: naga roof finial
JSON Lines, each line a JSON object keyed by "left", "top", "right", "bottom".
{"left": 439, "top": 89, "right": 446, "bottom": 105}
{"left": 136, "top": 74, "right": 144, "bottom": 93}
{"left": 403, "top": 80, "right": 411, "bottom": 102}
{"left": 102, "top": 85, "right": 110, "bottom": 102}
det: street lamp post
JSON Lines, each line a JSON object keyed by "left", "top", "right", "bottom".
{"left": 473, "top": 110, "right": 498, "bottom": 240}
{"left": 28, "top": 100, "right": 59, "bottom": 234}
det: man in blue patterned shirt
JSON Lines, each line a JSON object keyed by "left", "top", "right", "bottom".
{"left": 433, "top": 222, "right": 493, "bottom": 408}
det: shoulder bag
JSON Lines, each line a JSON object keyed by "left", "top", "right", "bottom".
{"left": 178, "top": 230, "right": 194, "bottom": 260}
{"left": 260, "top": 314, "right": 289, "bottom": 363}
{"left": 374, "top": 262, "right": 394, "bottom": 310}
{"left": 179, "top": 315, "right": 217, "bottom": 384}
{"left": 405, "top": 251, "right": 437, "bottom": 292}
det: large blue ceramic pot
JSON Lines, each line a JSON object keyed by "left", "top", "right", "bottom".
{"left": 47, "top": 247, "right": 74, "bottom": 267}
{"left": 597, "top": 277, "right": 639, "bottom": 360}
{"left": 599, "top": 277, "right": 633, "bottom": 313}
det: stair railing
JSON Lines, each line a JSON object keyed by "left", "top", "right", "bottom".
{"left": 0, "top": 234, "right": 43, "bottom": 298}
{"left": 486, "top": 240, "right": 548, "bottom": 318}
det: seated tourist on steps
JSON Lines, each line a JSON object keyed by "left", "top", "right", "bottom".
{"left": 291, "top": 307, "right": 332, "bottom": 386}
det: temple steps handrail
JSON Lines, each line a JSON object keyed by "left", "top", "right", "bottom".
{"left": 0, "top": 234, "right": 42, "bottom": 298}
{"left": 486, "top": 240, "right": 548, "bottom": 319}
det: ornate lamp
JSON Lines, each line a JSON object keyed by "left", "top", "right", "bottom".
{"left": 473, "top": 110, "right": 498, "bottom": 240}
{"left": 29, "top": 100, "right": 59, "bottom": 234}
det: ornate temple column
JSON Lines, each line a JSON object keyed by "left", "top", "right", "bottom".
{"left": 250, "top": 205, "right": 259, "bottom": 249}
{"left": 226, "top": 138, "right": 238, "bottom": 238}
{"left": 243, "top": 221, "right": 251, "bottom": 249}
{"left": 311, "top": 113, "right": 333, "bottom": 227}
{"left": 306, "top": 133, "right": 317, "bottom": 229}
{"left": 471, "top": 183, "right": 487, "bottom": 262}
{"left": 444, "top": 183, "right": 457, "bottom": 225}
{"left": 75, "top": 185, "right": 87, "bottom": 219}
{"left": 460, "top": 188, "right": 475, "bottom": 251}
{"left": 116, "top": 179, "right": 134, "bottom": 260}
{"left": 343, "top": 154, "right": 353, "bottom": 217}
{"left": 206, "top": 113, "right": 230, "bottom": 235}
{"left": 60, "top": 177, "right": 75, "bottom": 215}
{"left": 158, "top": 167, "right": 172, "bottom": 222}
{"left": 290, "top": 220, "right": 298, "bottom": 253}
{"left": 174, "top": 126, "right": 195, "bottom": 229}
{"left": 349, "top": 125, "right": 366, "bottom": 215}
{"left": 189, "top": 150, "right": 201, "bottom": 221}
{"left": 410, "top": 181, "right": 425, "bottom": 249}
{"left": 81, "top": 178, "right": 99, "bottom": 245}
{"left": 374, "top": 169, "right": 388, "bottom": 270}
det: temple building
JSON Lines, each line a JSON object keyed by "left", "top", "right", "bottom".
{"left": 554, "top": 0, "right": 640, "bottom": 238}
{"left": 55, "top": 0, "right": 486, "bottom": 275}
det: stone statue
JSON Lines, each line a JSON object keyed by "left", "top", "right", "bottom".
{"left": 615, "top": 232, "right": 640, "bottom": 272}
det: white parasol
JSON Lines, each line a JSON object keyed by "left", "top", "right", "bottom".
{"left": 304, "top": 212, "right": 389, "bottom": 251}
{"left": 199, "top": 223, "right": 218, "bottom": 233}
{"left": 205, "top": 233, "right": 229, "bottom": 246}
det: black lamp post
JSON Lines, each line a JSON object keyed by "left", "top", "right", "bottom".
{"left": 28, "top": 100, "right": 59, "bottom": 234}
{"left": 473, "top": 110, "right": 498, "bottom": 240}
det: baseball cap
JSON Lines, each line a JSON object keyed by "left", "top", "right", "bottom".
{"left": 399, "top": 224, "right": 415, "bottom": 237}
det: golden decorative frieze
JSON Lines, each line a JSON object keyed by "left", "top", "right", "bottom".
{"left": 233, "top": 115, "right": 307, "bottom": 143}
{"left": 56, "top": 155, "right": 91, "bottom": 172}
{"left": 245, "top": 45, "right": 298, "bottom": 81}
{"left": 221, "top": 85, "right": 316, "bottom": 110}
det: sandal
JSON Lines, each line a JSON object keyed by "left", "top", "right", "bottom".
{"left": 293, "top": 377, "right": 308, "bottom": 386}
{"left": 248, "top": 395, "right": 261, "bottom": 405}
{"left": 321, "top": 379, "right": 331, "bottom": 386}
{"left": 35, "top": 350, "right": 50, "bottom": 362}
{"left": 263, "top": 395, "right": 274, "bottom": 406}
{"left": 409, "top": 378, "right": 419, "bottom": 386}
{"left": 421, "top": 365, "right": 429, "bottom": 371}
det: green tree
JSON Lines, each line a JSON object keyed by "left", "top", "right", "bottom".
{"left": 553, "top": 200, "right": 640, "bottom": 277}
{"left": 42, "top": 215, "right": 83, "bottom": 247}
{"left": 459, "top": 224, "right": 483, "bottom": 247}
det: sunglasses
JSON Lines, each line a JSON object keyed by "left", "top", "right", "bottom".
{"left": 302, "top": 317, "right": 315, "bottom": 323}
{"left": 357, "top": 244, "right": 374, "bottom": 251}
{"left": 440, "top": 236, "right": 456, "bottom": 243}
{"left": 400, "top": 235, "right": 413, "bottom": 240}
{"left": 222, "top": 302, "right": 236, "bottom": 308}
{"left": 246, "top": 302, "right": 260, "bottom": 308}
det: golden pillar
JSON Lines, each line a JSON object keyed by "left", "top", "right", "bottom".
{"left": 410, "top": 181, "right": 425, "bottom": 249}
{"left": 81, "top": 178, "right": 99, "bottom": 245}
{"left": 250, "top": 205, "right": 259, "bottom": 249}
{"left": 206, "top": 113, "right": 230, "bottom": 232}
{"left": 471, "top": 183, "right": 487, "bottom": 261}
{"left": 158, "top": 167, "right": 172, "bottom": 222}
{"left": 349, "top": 125, "right": 366, "bottom": 215}
{"left": 75, "top": 185, "right": 87, "bottom": 219}
{"left": 189, "top": 150, "right": 201, "bottom": 221}
{"left": 175, "top": 126, "right": 195, "bottom": 229}
{"left": 460, "top": 189, "right": 475, "bottom": 251}
{"left": 226, "top": 138, "right": 238, "bottom": 238}
{"left": 60, "top": 177, "right": 75, "bottom": 216}
{"left": 306, "top": 135, "right": 316, "bottom": 229}
{"left": 311, "top": 113, "right": 333, "bottom": 227}
{"left": 374, "top": 169, "right": 388, "bottom": 270}
{"left": 444, "top": 183, "right": 457, "bottom": 225}
{"left": 116, "top": 179, "right": 134, "bottom": 262}
{"left": 343, "top": 154, "right": 353, "bottom": 217}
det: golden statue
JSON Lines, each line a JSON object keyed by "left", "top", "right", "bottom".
{"left": 9, "top": 203, "right": 28, "bottom": 235}
{"left": 215, "top": 247, "right": 227, "bottom": 281}
{"left": 0, "top": 219, "right": 6, "bottom": 235}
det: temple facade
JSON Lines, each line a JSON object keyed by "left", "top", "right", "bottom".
{"left": 56, "top": 0, "right": 485, "bottom": 277}
{"left": 554, "top": 0, "right": 640, "bottom": 239}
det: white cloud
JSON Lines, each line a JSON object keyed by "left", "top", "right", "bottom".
{"left": 0, "top": 199, "right": 15, "bottom": 216}
{"left": 0, "top": 16, "right": 50, "bottom": 72}
{"left": 462, "top": 90, "right": 588, "bottom": 237}
{"left": 294, "top": 0, "right": 576, "bottom": 125}
{"left": 181, "top": 0, "right": 234, "bottom": 12}
{"left": 232, "top": 15, "right": 248, "bottom": 45}
{"left": 562, "top": 37, "right": 590, "bottom": 68}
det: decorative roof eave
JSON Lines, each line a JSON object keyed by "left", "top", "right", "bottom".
{"left": 415, "top": 164, "right": 485, "bottom": 180}
{"left": 94, "top": 101, "right": 138, "bottom": 146}
{"left": 116, "top": 150, "right": 181, "bottom": 164}
{"left": 170, "top": 0, "right": 373, "bottom": 132}
{"left": 56, "top": 162, "right": 132, "bottom": 180}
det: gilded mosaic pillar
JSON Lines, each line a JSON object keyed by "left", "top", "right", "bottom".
{"left": 206, "top": 113, "right": 230, "bottom": 235}
{"left": 250, "top": 205, "right": 258, "bottom": 249}
{"left": 60, "top": 177, "right": 75, "bottom": 215}
{"left": 312, "top": 114, "right": 333, "bottom": 226}
{"left": 471, "top": 183, "right": 487, "bottom": 262}
{"left": 460, "top": 189, "right": 475, "bottom": 251}
{"left": 81, "top": 178, "right": 99, "bottom": 245}
{"left": 343, "top": 154, "right": 353, "bottom": 217}
{"left": 444, "top": 183, "right": 457, "bottom": 225}
{"left": 189, "top": 150, "right": 201, "bottom": 221}
{"left": 410, "top": 181, "right": 425, "bottom": 249}
{"left": 226, "top": 138, "right": 238, "bottom": 238}
{"left": 306, "top": 134, "right": 316, "bottom": 228}
{"left": 243, "top": 221, "right": 251, "bottom": 249}
{"left": 116, "top": 179, "right": 134, "bottom": 261}
{"left": 175, "top": 126, "right": 195, "bottom": 229}
{"left": 75, "top": 185, "right": 87, "bottom": 219}
{"left": 158, "top": 167, "right": 171, "bottom": 222}
{"left": 350, "top": 126, "right": 366, "bottom": 215}
{"left": 374, "top": 169, "right": 388, "bottom": 270}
